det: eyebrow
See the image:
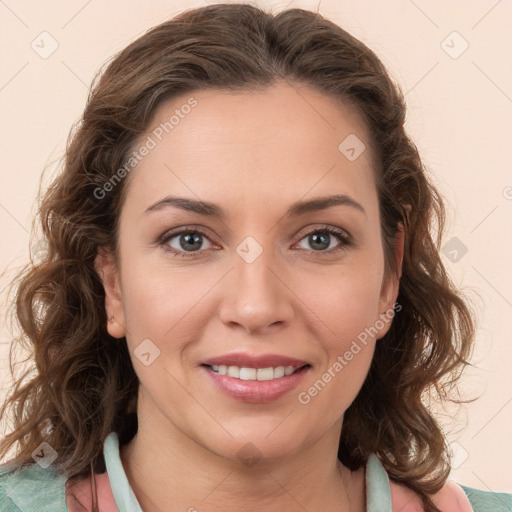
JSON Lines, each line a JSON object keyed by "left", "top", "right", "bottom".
{"left": 143, "top": 194, "right": 366, "bottom": 218}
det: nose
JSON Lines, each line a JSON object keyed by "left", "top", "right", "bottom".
{"left": 218, "top": 245, "right": 295, "bottom": 334}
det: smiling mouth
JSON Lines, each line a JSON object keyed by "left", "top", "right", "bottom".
{"left": 201, "top": 363, "right": 311, "bottom": 403}
{"left": 202, "top": 363, "right": 310, "bottom": 381}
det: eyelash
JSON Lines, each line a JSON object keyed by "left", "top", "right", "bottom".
{"left": 158, "top": 225, "right": 352, "bottom": 258}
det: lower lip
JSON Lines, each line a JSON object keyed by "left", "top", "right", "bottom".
{"left": 201, "top": 365, "right": 310, "bottom": 403}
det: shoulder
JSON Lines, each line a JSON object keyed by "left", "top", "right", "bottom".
{"left": 0, "top": 461, "right": 68, "bottom": 512}
{"left": 390, "top": 478, "right": 512, "bottom": 512}
{"left": 459, "top": 484, "right": 512, "bottom": 512}
{"left": 390, "top": 478, "right": 473, "bottom": 511}
{"left": 66, "top": 471, "right": 119, "bottom": 512}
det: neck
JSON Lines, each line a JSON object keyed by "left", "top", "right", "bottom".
{"left": 119, "top": 417, "right": 365, "bottom": 512}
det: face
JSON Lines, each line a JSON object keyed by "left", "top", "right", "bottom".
{"left": 95, "top": 80, "right": 402, "bottom": 464}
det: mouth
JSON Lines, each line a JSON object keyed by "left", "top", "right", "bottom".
{"left": 200, "top": 363, "right": 311, "bottom": 403}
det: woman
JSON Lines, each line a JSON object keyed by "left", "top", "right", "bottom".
{"left": 0, "top": 3, "right": 510, "bottom": 511}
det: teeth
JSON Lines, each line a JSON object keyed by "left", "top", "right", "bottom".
{"left": 240, "top": 367, "right": 257, "bottom": 380}
{"left": 227, "top": 366, "right": 240, "bottom": 378}
{"left": 210, "top": 365, "right": 300, "bottom": 380}
{"left": 257, "top": 368, "right": 274, "bottom": 380}
{"left": 274, "top": 366, "right": 285, "bottom": 378}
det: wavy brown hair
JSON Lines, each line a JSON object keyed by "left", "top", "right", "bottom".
{"left": 0, "top": 4, "right": 476, "bottom": 511}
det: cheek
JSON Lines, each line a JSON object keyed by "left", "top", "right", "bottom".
{"left": 298, "top": 261, "right": 383, "bottom": 345}
{"left": 316, "top": 295, "right": 378, "bottom": 396}
{"left": 120, "top": 258, "right": 209, "bottom": 339}
{"left": 295, "top": 271, "right": 381, "bottom": 416}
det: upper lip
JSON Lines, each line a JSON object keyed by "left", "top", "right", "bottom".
{"left": 202, "top": 353, "right": 310, "bottom": 369}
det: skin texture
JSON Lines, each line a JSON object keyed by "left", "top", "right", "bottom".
{"left": 94, "top": 80, "right": 404, "bottom": 512}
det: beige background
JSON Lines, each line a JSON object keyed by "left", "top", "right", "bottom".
{"left": 1, "top": 0, "right": 511, "bottom": 492}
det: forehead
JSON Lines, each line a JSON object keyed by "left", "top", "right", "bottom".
{"left": 122, "top": 81, "right": 377, "bottom": 216}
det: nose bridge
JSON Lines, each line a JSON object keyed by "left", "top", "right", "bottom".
{"left": 235, "top": 240, "right": 280, "bottom": 311}
{"left": 219, "top": 236, "right": 293, "bottom": 331}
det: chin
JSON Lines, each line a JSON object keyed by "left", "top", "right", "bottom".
{"left": 196, "top": 422, "right": 311, "bottom": 466}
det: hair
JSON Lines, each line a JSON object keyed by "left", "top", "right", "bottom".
{"left": 0, "top": 4, "right": 476, "bottom": 511}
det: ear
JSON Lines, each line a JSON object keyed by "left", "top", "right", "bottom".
{"left": 376, "top": 223, "right": 405, "bottom": 338}
{"left": 94, "top": 246, "right": 126, "bottom": 338}
{"left": 394, "top": 222, "right": 405, "bottom": 280}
